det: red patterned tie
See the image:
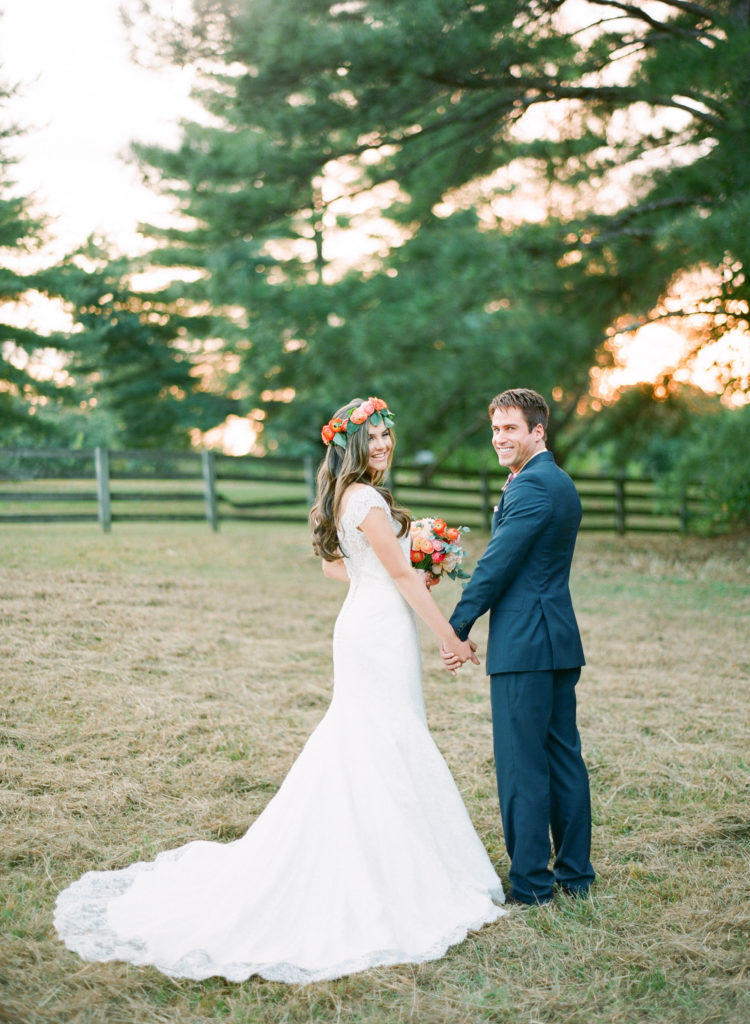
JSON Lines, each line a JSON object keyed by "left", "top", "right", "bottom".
{"left": 502, "top": 472, "right": 516, "bottom": 492}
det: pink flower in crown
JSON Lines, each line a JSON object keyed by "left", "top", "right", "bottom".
{"left": 349, "top": 405, "right": 369, "bottom": 424}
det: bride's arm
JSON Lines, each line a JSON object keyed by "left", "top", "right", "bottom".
{"left": 359, "top": 508, "right": 478, "bottom": 664}
{"left": 321, "top": 557, "right": 349, "bottom": 582}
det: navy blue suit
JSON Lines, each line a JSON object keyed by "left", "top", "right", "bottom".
{"left": 450, "top": 451, "right": 595, "bottom": 903}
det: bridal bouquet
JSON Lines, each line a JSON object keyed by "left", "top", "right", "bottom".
{"left": 409, "top": 517, "right": 470, "bottom": 586}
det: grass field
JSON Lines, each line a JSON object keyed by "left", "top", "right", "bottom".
{"left": 0, "top": 523, "right": 748, "bottom": 1024}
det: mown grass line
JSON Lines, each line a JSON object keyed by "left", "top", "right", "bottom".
{"left": 0, "top": 524, "right": 747, "bottom": 1024}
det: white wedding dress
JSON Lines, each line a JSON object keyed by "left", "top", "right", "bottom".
{"left": 54, "top": 486, "right": 506, "bottom": 984}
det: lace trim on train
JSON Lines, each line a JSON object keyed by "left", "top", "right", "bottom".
{"left": 54, "top": 858, "right": 506, "bottom": 985}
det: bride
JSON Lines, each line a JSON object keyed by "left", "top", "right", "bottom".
{"left": 54, "top": 395, "right": 506, "bottom": 984}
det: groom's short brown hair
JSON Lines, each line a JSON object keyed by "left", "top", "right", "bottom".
{"left": 489, "top": 389, "right": 549, "bottom": 434}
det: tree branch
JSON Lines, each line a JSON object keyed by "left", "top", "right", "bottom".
{"left": 596, "top": 194, "right": 710, "bottom": 231}
{"left": 421, "top": 66, "right": 725, "bottom": 126}
{"left": 585, "top": 0, "right": 718, "bottom": 29}
{"left": 611, "top": 304, "right": 749, "bottom": 335}
{"left": 541, "top": 83, "right": 723, "bottom": 127}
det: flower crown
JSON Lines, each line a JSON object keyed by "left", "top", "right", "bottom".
{"left": 321, "top": 396, "right": 395, "bottom": 450}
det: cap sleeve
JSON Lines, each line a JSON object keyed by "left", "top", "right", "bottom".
{"left": 344, "top": 487, "right": 391, "bottom": 529}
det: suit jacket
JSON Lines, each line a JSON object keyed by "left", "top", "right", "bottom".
{"left": 449, "top": 450, "right": 585, "bottom": 674}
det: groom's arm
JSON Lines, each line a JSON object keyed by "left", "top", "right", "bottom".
{"left": 449, "top": 477, "right": 552, "bottom": 640}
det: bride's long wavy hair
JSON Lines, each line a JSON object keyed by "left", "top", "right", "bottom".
{"left": 310, "top": 397, "right": 411, "bottom": 561}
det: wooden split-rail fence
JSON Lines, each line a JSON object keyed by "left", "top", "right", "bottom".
{"left": 0, "top": 446, "right": 707, "bottom": 534}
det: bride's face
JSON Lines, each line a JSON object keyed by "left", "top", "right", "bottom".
{"left": 366, "top": 420, "right": 393, "bottom": 477}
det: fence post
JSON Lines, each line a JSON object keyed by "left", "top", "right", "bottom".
{"left": 614, "top": 473, "right": 626, "bottom": 535}
{"left": 479, "top": 469, "right": 491, "bottom": 531}
{"left": 201, "top": 450, "right": 219, "bottom": 531}
{"left": 94, "top": 446, "right": 111, "bottom": 533}
{"left": 679, "top": 488, "right": 689, "bottom": 534}
{"left": 303, "top": 454, "right": 316, "bottom": 507}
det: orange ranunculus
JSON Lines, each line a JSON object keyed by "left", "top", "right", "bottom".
{"left": 433, "top": 518, "right": 447, "bottom": 535}
{"left": 321, "top": 424, "right": 335, "bottom": 443}
{"left": 349, "top": 405, "right": 368, "bottom": 424}
{"left": 445, "top": 527, "right": 460, "bottom": 542}
{"left": 369, "top": 396, "right": 387, "bottom": 411}
{"left": 410, "top": 549, "right": 423, "bottom": 563}
{"left": 330, "top": 417, "right": 346, "bottom": 433}
{"left": 419, "top": 538, "right": 435, "bottom": 553}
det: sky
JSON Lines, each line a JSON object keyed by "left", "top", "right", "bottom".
{"left": 0, "top": 0, "right": 192, "bottom": 257}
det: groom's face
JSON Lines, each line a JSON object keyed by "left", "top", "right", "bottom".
{"left": 491, "top": 407, "right": 543, "bottom": 473}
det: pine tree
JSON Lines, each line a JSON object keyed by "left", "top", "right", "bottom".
{"left": 0, "top": 82, "right": 69, "bottom": 442}
{"left": 125, "top": 0, "right": 750, "bottom": 463}
{"left": 59, "top": 241, "right": 239, "bottom": 448}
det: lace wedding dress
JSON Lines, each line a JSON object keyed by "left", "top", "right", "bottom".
{"left": 54, "top": 486, "right": 506, "bottom": 983}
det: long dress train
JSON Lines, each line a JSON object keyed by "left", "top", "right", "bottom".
{"left": 54, "top": 486, "right": 506, "bottom": 983}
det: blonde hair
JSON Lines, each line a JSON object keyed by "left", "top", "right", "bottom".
{"left": 310, "top": 397, "right": 410, "bottom": 561}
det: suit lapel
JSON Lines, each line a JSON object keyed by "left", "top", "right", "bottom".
{"left": 491, "top": 453, "right": 551, "bottom": 534}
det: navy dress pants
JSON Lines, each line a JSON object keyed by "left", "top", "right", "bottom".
{"left": 489, "top": 668, "right": 595, "bottom": 904}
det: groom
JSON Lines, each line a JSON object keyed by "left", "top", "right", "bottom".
{"left": 442, "top": 388, "right": 595, "bottom": 906}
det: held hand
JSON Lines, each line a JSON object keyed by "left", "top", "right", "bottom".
{"left": 440, "top": 635, "right": 479, "bottom": 672}
{"left": 440, "top": 642, "right": 461, "bottom": 672}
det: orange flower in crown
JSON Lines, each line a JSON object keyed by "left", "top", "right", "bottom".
{"left": 320, "top": 397, "right": 395, "bottom": 450}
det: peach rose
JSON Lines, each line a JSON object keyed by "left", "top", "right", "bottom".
{"left": 349, "top": 405, "right": 368, "bottom": 424}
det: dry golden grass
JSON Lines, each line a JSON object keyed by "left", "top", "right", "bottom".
{"left": 0, "top": 523, "right": 748, "bottom": 1024}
